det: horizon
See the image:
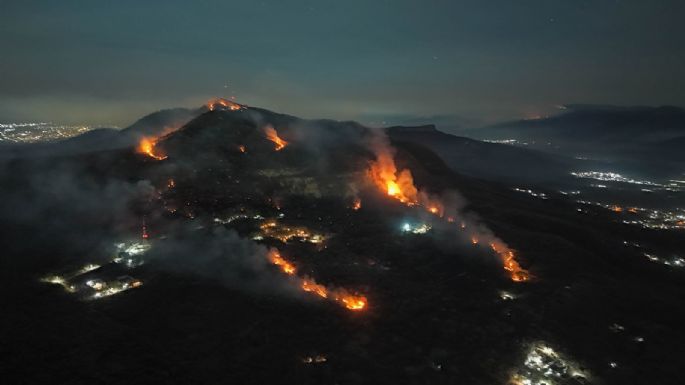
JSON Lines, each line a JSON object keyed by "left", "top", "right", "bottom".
{"left": 2, "top": 1, "right": 684, "bottom": 127}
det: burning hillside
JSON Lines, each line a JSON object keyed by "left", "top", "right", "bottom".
{"left": 367, "top": 131, "right": 530, "bottom": 282}
{"left": 137, "top": 136, "right": 167, "bottom": 160}
{"left": 9, "top": 100, "right": 684, "bottom": 385}
{"left": 263, "top": 125, "right": 288, "bottom": 151}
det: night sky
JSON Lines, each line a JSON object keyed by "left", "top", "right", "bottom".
{"left": 1, "top": 0, "right": 684, "bottom": 127}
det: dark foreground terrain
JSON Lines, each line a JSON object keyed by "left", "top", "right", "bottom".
{"left": 1, "top": 101, "right": 684, "bottom": 385}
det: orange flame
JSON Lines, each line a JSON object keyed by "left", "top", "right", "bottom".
{"left": 609, "top": 205, "right": 623, "bottom": 213}
{"left": 266, "top": 249, "right": 367, "bottom": 311}
{"left": 268, "top": 250, "right": 296, "bottom": 275}
{"left": 334, "top": 291, "right": 367, "bottom": 311}
{"left": 302, "top": 277, "right": 328, "bottom": 298}
{"left": 490, "top": 242, "right": 530, "bottom": 282}
{"left": 137, "top": 137, "right": 167, "bottom": 160}
{"left": 206, "top": 98, "right": 244, "bottom": 111}
{"left": 264, "top": 125, "right": 288, "bottom": 151}
{"left": 368, "top": 151, "right": 418, "bottom": 205}
{"left": 367, "top": 140, "right": 529, "bottom": 283}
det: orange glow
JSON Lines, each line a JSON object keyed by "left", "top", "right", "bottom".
{"left": 137, "top": 137, "right": 167, "bottom": 160}
{"left": 491, "top": 242, "right": 530, "bottom": 282}
{"left": 352, "top": 198, "right": 362, "bottom": 210}
{"left": 264, "top": 125, "right": 288, "bottom": 151}
{"left": 368, "top": 150, "right": 418, "bottom": 205}
{"left": 238, "top": 145, "right": 246, "bottom": 153}
{"left": 367, "top": 145, "right": 529, "bottom": 283}
{"left": 628, "top": 207, "right": 638, "bottom": 214}
{"left": 206, "top": 98, "right": 244, "bottom": 111}
{"left": 268, "top": 250, "right": 296, "bottom": 275}
{"left": 609, "top": 205, "right": 623, "bottom": 213}
{"left": 302, "top": 277, "right": 328, "bottom": 298}
{"left": 266, "top": 249, "right": 367, "bottom": 311}
{"left": 167, "top": 179, "right": 175, "bottom": 188}
{"left": 336, "top": 293, "right": 367, "bottom": 311}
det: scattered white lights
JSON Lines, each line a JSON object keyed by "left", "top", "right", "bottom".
{"left": 577, "top": 201, "right": 685, "bottom": 230}
{"left": 40, "top": 275, "right": 76, "bottom": 293}
{"left": 89, "top": 276, "right": 143, "bottom": 300}
{"left": 401, "top": 222, "right": 432, "bottom": 234}
{"left": 301, "top": 355, "right": 327, "bottom": 364}
{"left": 609, "top": 323, "right": 625, "bottom": 333}
{"left": 643, "top": 252, "right": 685, "bottom": 268}
{"left": 571, "top": 171, "right": 662, "bottom": 187}
{"left": 214, "top": 213, "right": 265, "bottom": 225}
{"left": 510, "top": 343, "right": 589, "bottom": 385}
{"left": 513, "top": 188, "right": 548, "bottom": 200}
{"left": 113, "top": 241, "right": 151, "bottom": 268}
{"left": 0, "top": 122, "right": 93, "bottom": 143}
{"left": 500, "top": 291, "right": 517, "bottom": 301}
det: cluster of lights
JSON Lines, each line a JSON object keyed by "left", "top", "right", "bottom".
{"left": 621, "top": 208, "right": 685, "bottom": 230}
{"left": 214, "top": 213, "right": 265, "bottom": 225}
{"left": 301, "top": 355, "right": 327, "bottom": 364}
{"left": 401, "top": 222, "right": 432, "bottom": 234}
{"left": 112, "top": 241, "right": 150, "bottom": 268}
{"left": 643, "top": 253, "right": 685, "bottom": 268}
{"left": 89, "top": 276, "right": 143, "bottom": 300}
{"left": 258, "top": 220, "right": 325, "bottom": 244}
{"left": 577, "top": 200, "right": 685, "bottom": 230}
{"left": 0, "top": 122, "right": 93, "bottom": 143}
{"left": 571, "top": 171, "right": 661, "bottom": 187}
{"left": 483, "top": 139, "right": 531, "bottom": 146}
{"left": 510, "top": 343, "right": 589, "bottom": 385}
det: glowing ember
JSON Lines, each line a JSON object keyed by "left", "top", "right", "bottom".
{"left": 137, "top": 137, "right": 167, "bottom": 160}
{"left": 302, "top": 277, "right": 328, "bottom": 298}
{"left": 335, "top": 292, "right": 367, "bottom": 310}
{"left": 352, "top": 198, "right": 362, "bottom": 210}
{"left": 609, "top": 205, "right": 623, "bottom": 213}
{"left": 268, "top": 250, "right": 296, "bottom": 275}
{"left": 206, "top": 98, "right": 244, "bottom": 111}
{"left": 263, "top": 125, "right": 288, "bottom": 151}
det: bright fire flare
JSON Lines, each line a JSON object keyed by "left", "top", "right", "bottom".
{"left": 335, "top": 292, "right": 368, "bottom": 310}
{"left": 264, "top": 125, "right": 288, "bottom": 151}
{"left": 367, "top": 140, "right": 530, "bottom": 282}
{"left": 137, "top": 137, "right": 167, "bottom": 160}
{"left": 368, "top": 150, "right": 418, "bottom": 205}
